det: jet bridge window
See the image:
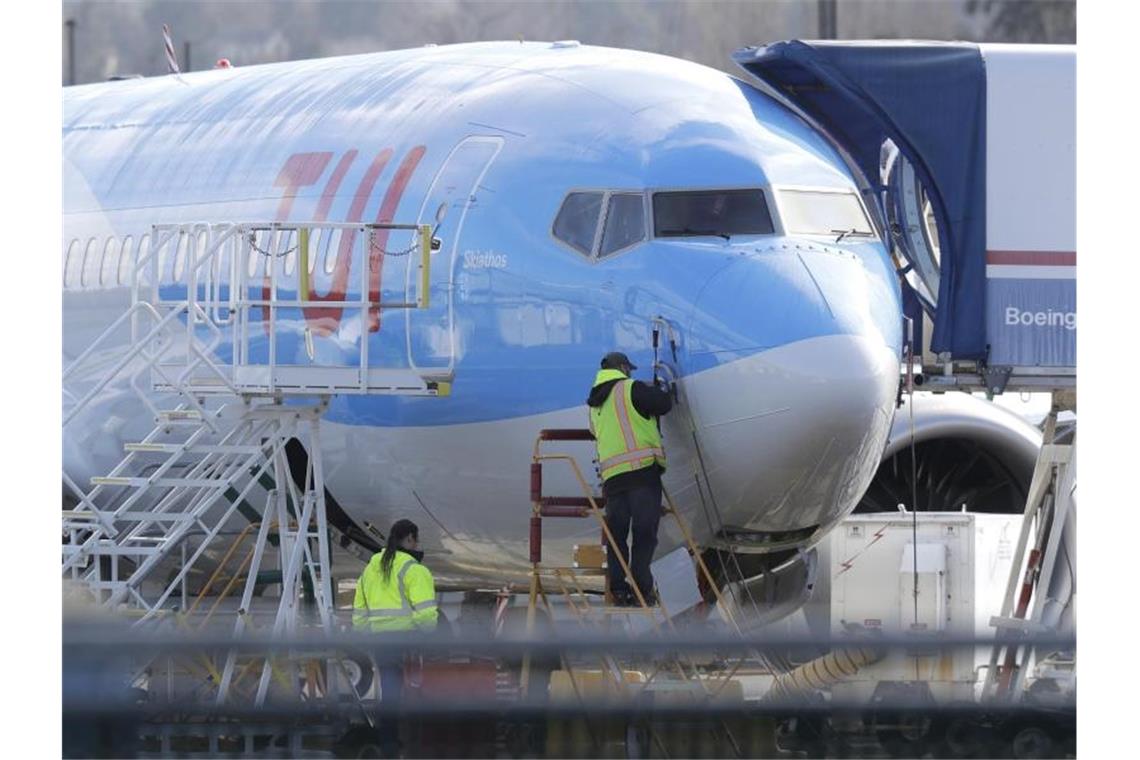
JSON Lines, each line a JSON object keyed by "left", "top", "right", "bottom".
{"left": 553, "top": 191, "right": 604, "bottom": 256}
{"left": 778, "top": 189, "right": 874, "bottom": 238}
{"left": 599, "top": 193, "right": 646, "bottom": 257}
{"left": 653, "top": 189, "right": 774, "bottom": 238}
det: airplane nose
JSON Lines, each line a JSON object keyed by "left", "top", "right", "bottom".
{"left": 671, "top": 244, "right": 901, "bottom": 548}
{"left": 687, "top": 242, "right": 901, "bottom": 359}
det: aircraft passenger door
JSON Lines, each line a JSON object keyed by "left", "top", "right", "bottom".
{"left": 406, "top": 136, "right": 503, "bottom": 373}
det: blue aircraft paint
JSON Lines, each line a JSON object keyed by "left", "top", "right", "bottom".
{"left": 71, "top": 42, "right": 902, "bottom": 428}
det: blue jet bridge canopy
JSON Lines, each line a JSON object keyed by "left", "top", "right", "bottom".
{"left": 734, "top": 40, "right": 987, "bottom": 360}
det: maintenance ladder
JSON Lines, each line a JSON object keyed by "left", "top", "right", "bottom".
{"left": 521, "top": 428, "right": 777, "bottom": 757}
{"left": 62, "top": 220, "right": 448, "bottom": 706}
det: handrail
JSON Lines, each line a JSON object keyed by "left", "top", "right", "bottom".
{"left": 524, "top": 431, "right": 760, "bottom": 750}
{"left": 63, "top": 302, "right": 160, "bottom": 382}
{"left": 137, "top": 221, "right": 440, "bottom": 397}
{"left": 63, "top": 302, "right": 187, "bottom": 426}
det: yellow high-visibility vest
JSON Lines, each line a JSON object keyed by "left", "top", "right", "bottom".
{"left": 352, "top": 549, "right": 438, "bottom": 632}
{"left": 589, "top": 369, "right": 666, "bottom": 482}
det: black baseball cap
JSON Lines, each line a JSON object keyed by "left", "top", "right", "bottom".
{"left": 600, "top": 351, "right": 637, "bottom": 371}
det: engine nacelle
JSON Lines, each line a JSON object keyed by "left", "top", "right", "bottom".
{"left": 859, "top": 392, "right": 1041, "bottom": 515}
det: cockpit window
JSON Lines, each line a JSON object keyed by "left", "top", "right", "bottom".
{"left": 653, "top": 189, "right": 774, "bottom": 238}
{"left": 778, "top": 189, "right": 874, "bottom": 238}
{"left": 553, "top": 192, "right": 604, "bottom": 255}
{"left": 599, "top": 193, "right": 646, "bottom": 257}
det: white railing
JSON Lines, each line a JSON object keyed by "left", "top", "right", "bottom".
{"left": 139, "top": 221, "right": 446, "bottom": 397}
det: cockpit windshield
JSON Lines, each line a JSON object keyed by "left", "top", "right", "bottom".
{"left": 652, "top": 189, "right": 774, "bottom": 239}
{"left": 778, "top": 188, "right": 875, "bottom": 238}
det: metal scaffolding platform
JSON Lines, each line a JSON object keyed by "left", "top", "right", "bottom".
{"left": 62, "top": 220, "right": 447, "bottom": 706}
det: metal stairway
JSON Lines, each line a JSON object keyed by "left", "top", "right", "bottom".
{"left": 981, "top": 395, "right": 1077, "bottom": 703}
{"left": 62, "top": 220, "right": 447, "bottom": 704}
{"left": 63, "top": 398, "right": 329, "bottom": 617}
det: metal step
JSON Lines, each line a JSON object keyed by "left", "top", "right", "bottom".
{"left": 598, "top": 606, "right": 666, "bottom": 616}
{"left": 61, "top": 510, "right": 100, "bottom": 521}
{"left": 91, "top": 476, "right": 236, "bottom": 488}
{"left": 78, "top": 580, "right": 141, "bottom": 590}
{"left": 62, "top": 543, "right": 164, "bottom": 556}
{"left": 543, "top": 566, "right": 607, "bottom": 577}
{"left": 124, "top": 442, "right": 263, "bottom": 455}
{"left": 989, "top": 615, "right": 1051, "bottom": 634}
{"left": 154, "top": 417, "right": 210, "bottom": 427}
{"left": 156, "top": 410, "right": 203, "bottom": 422}
{"left": 106, "top": 512, "right": 201, "bottom": 522}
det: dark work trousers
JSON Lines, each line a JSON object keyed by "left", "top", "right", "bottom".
{"left": 604, "top": 478, "right": 663, "bottom": 602}
{"left": 376, "top": 653, "right": 404, "bottom": 758}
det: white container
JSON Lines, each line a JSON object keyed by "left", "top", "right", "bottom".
{"left": 828, "top": 511, "right": 1023, "bottom": 706}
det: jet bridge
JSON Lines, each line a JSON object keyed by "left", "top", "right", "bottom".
{"left": 737, "top": 42, "right": 1078, "bottom": 725}
{"left": 735, "top": 40, "right": 1075, "bottom": 396}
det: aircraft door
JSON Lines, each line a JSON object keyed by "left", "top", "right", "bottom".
{"left": 881, "top": 140, "right": 941, "bottom": 314}
{"left": 406, "top": 136, "right": 504, "bottom": 372}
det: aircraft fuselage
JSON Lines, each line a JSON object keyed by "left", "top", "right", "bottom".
{"left": 63, "top": 42, "right": 903, "bottom": 585}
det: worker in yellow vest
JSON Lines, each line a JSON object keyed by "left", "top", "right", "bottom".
{"left": 353, "top": 519, "right": 437, "bottom": 758}
{"left": 587, "top": 351, "right": 673, "bottom": 606}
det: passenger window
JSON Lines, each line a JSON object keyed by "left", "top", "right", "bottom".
{"left": 173, "top": 232, "right": 188, "bottom": 282}
{"left": 309, "top": 229, "right": 323, "bottom": 273}
{"left": 324, "top": 230, "right": 341, "bottom": 275}
{"left": 248, "top": 233, "right": 262, "bottom": 278}
{"left": 100, "top": 237, "right": 118, "bottom": 287}
{"left": 599, "top": 194, "right": 646, "bottom": 257}
{"left": 156, "top": 235, "right": 169, "bottom": 283}
{"left": 778, "top": 189, "right": 874, "bottom": 237}
{"left": 136, "top": 234, "right": 151, "bottom": 284}
{"left": 80, "top": 238, "right": 98, "bottom": 289}
{"left": 118, "top": 236, "right": 134, "bottom": 285}
{"left": 64, "top": 239, "right": 79, "bottom": 288}
{"left": 196, "top": 230, "right": 210, "bottom": 281}
{"left": 281, "top": 229, "right": 297, "bottom": 277}
{"left": 553, "top": 192, "right": 603, "bottom": 255}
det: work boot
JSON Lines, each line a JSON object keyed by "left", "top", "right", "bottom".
{"left": 624, "top": 591, "right": 657, "bottom": 608}
{"left": 611, "top": 590, "right": 636, "bottom": 607}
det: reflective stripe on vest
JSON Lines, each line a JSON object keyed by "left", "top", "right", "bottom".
{"left": 599, "top": 446, "right": 665, "bottom": 471}
{"left": 360, "top": 608, "right": 411, "bottom": 618}
{"left": 612, "top": 380, "right": 640, "bottom": 451}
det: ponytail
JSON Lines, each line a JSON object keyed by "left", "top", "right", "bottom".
{"left": 380, "top": 518, "right": 419, "bottom": 582}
